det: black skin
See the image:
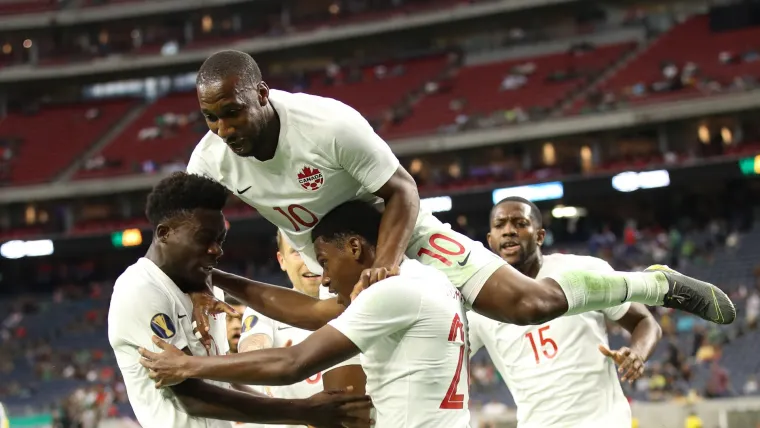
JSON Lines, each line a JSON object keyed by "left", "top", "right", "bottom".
{"left": 198, "top": 77, "right": 280, "bottom": 161}
{"left": 147, "top": 208, "right": 227, "bottom": 293}
{"left": 142, "top": 208, "right": 372, "bottom": 426}
{"left": 197, "top": 74, "right": 417, "bottom": 271}
{"left": 191, "top": 71, "right": 614, "bottom": 339}
{"left": 486, "top": 201, "right": 662, "bottom": 382}
{"left": 191, "top": 75, "right": 415, "bottom": 338}
{"left": 139, "top": 235, "right": 379, "bottom": 396}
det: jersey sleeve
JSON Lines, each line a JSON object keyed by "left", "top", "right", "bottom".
{"left": 328, "top": 277, "right": 421, "bottom": 353}
{"left": 587, "top": 258, "right": 632, "bottom": 321}
{"left": 329, "top": 104, "right": 400, "bottom": 193}
{"left": 238, "top": 307, "right": 276, "bottom": 351}
{"left": 108, "top": 281, "right": 188, "bottom": 369}
{"left": 466, "top": 312, "right": 486, "bottom": 354}
{"left": 186, "top": 138, "right": 215, "bottom": 179}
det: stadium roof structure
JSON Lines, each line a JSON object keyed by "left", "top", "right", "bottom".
{"left": 0, "top": 0, "right": 576, "bottom": 83}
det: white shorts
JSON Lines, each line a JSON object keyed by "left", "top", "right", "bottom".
{"left": 405, "top": 222, "right": 506, "bottom": 305}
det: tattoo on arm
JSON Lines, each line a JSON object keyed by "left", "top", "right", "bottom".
{"left": 239, "top": 334, "right": 273, "bottom": 353}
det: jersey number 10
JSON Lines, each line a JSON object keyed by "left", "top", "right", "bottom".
{"left": 274, "top": 205, "right": 319, "bottom": 232}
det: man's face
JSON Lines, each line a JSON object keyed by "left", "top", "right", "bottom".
{"left": 314, "top": 236, "right": 370, "bottom": 306}
{"left": 157, "top": 208, "right": 227, "bottom": 291}
{"left": 486, "top": 201, "right": 544, "bottom": 271}
{"left": 277, "top": 236, "right": 321, "bottom": 298}
{"left": 226, "top": 304, "right": 246, "bottom": 353}
{"left": 198, "top": 76, "right": 271, "bottom": 159}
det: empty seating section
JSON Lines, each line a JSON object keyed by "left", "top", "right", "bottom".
{"left": 72, "top": 56, "right": 448, "bottom": 179}
{"left": 309, "top": 55, "right": 449, "bottom": 120}
{"left": 0, "top": 0, "right": 55, "bottom": 15}
{"left": 384, "top": 42, "right": 634, "bottom": 139}
{"left": 0, "top": 100, "right": 135, "bottom": 185}
{"left": 74, "top": 92, "right": 198, "bottom": 179}
{"left": 597, "top": 15, "right": 760, "bottom": 104}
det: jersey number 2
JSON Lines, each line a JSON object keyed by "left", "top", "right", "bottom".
{"left": 525, "top": 325, "right": 558, "bottom": 364}
{"left": 440, "top": 313, "right": 468, "bottom": 409}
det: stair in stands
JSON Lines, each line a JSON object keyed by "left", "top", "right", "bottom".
{"left": 56, "top": 102, "right": 149, "bottom": 182}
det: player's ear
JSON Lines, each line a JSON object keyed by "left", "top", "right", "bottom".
{"left": 536, "top": 228, "right": 546, "bottom": 246}
{"left": 257, "top": 81, "right": 269, "bottom": 107}
{"left": 155, "top": 224, "right": 170, "bottom": 243}
{"left": 348, "top": 237, "right": 362, "bottom": 261}
{"left": 276, "top": 251, "right": 286, "bottom": 271}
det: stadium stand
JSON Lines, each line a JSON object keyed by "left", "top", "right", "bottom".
{"left": 0, "top": 99, "right": 135, "bottom": 185}
{"left": 2, "top": 1, "right": 760, "bottom": 427}
{"left": 575, "top": 14, "right": 760, "bottom": 113}
{"left": 0, "top": 0, "right": 56, "bottom": 16}
{"left": 384, "top": 42, "right": 636, "bottom": 138}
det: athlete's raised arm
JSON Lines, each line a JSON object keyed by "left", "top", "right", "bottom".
{"left": 203, "top": 269, "right": 346, "bottom": 331}
{"left": 329, "top": 106, "right": 419, "bottom": 281}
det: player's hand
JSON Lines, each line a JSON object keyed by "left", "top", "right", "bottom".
{"left": 189, "top": 290, "right": 240, "bottom": 352}
{"left": 139, "top": 335, "right": 193, "bottom": 388}
{"left": 350, "top": 267, "right": 400, "bottom": 301}
{"left": 301, "top": 386, "right": 374, "bottom": 428}
{"left": 599, "top": 345, "right": 645, "bottom": 383}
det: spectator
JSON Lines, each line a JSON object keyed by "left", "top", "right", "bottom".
{"left": 704, "top": 361, "right": 731, "bottom": 398}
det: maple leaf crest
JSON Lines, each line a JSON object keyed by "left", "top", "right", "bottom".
{"left": 298, "top": 166, "right": 320, "bottom": 179}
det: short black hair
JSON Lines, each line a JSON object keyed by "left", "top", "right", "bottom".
{"left": 311, "top": 200, "right": 382, "bottom": 247}
{"left": 492, "top": 196, "right": 543, "bottom": 227}
{"left": 145, "top": 172, "right": 228, "bottom": 227}
{"left": 197, "top": 50, "right": 262, "bottom": 89}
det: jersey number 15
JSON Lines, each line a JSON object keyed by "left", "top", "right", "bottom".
{"left": 525, "top": 325, "right": 558, "bottom": 364}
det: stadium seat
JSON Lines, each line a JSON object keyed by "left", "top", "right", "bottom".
{"left": 384, "top": 42, "right": 635, "bottom": 139}
{"left": 0, "top": 99, "right": 135, "bottom": 185}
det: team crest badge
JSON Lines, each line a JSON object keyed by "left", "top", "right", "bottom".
{"left": 150, "top": 313, "right": 176, "bottom": 339}
{"left": 298, "top": 166, "right": 323, "bottom": 191}
{"left": 241, "top": 315, "right": 259, "bottom": 333}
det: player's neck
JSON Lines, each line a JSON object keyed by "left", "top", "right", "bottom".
{"left": 145, "top": 245, "right": 201, "bottom": 293}
{"left": 520, "top": 252, "right": 543, "bottom": 279}
{"left": 252, "top": 104, "right": 281, "bottom": 162}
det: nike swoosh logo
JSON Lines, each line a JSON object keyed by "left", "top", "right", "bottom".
{"left": 237, "top": 186, "right": 252, "bottom": 195}
{"left": 277, "top": 326, "right": 292, "bottom": 331}
{"left": 178, "top": 315, "right": 187, "bottom": 319}
{"left": 457, "top": 251, "right": 472, "bottom": 267}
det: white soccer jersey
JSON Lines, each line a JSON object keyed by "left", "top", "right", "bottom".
{"left": 467, "top": 254, "right": 632, "bottom": 428}
{"left": 327, "top": 259, "right": 471, "bottom": 428}
{"left": 108, "top": 258, "right": 231, "bottom": 428}
{"left": 236, "top": 305, "right": 362, "bottom": 428}
{"left": 186, "top": 90, "right": 478, "bottom": 284}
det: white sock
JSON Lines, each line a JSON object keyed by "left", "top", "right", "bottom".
{"left": 551, "top": 270, "right": 669, "bottom": 316}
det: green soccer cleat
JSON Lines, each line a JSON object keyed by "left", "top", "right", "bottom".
{"left": 645, "top": 265, "right": 736, "bottom": 325}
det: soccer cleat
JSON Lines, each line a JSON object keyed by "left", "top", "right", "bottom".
{"left": 645, "top": 265, "right": 736, "bottom": 325}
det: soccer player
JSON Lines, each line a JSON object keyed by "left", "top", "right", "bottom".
{"left": 138, "top": 200, "right": 471, "bottom": 428}
{"left": 235, "top": 231, "right": 367, "bottom": 428}
{"left": 107, "top": 172, "right": 371, "bottom": 428}
{"left": 187, "top": 49, "right": 734, "bottom": 335}
{"left": 225, "top": 295, "right": 246, "bottom": 355}
{"left": 468, "top": 197, "right": 662, "bottom": 428}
